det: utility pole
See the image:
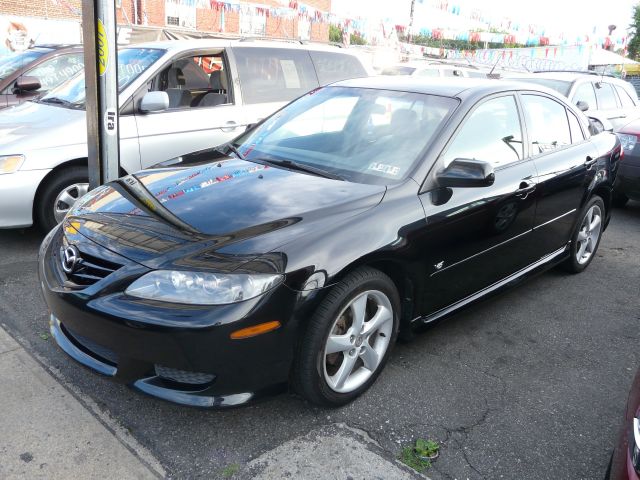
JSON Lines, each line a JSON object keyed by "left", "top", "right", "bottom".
{"left": 408, "top": 0, "right": 416, "bottom": 43}
{"left": 82, "top": 0, "right": 120, "bottom": 189}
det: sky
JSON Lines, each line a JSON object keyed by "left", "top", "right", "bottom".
{"left": 332, "top": 0, "right": 637, "bottom": 38}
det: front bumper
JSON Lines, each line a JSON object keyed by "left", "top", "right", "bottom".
{"left": 39, "top": 226, "right": 299, "bottom": 407}
{"left": 0, "top": 169, "right": 50, "bottom": 228}
{"left": 614, "top": 153, "right": 640, "bottom": 200}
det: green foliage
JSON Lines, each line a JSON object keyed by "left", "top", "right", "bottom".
{"left": 329, "top": 24, "right": 342, "bottom": 43}
{"left": 399, "top": 438, "right": 440, "bottom": 472}
{"left": 400, "top": 33, "right": 524, "bottom": 51}
{"left": 399, "top": 446, "right": 431, "bottom": 472}
{"left": 415, "top": 438, "right": 439, "bottom": 457}
{"left": 220, "top": 464, "right": 240, "bottom": 478}
{"left": 628, "top": 3, "right": 640, "bottom": 60}
{"left": 350, "top": 33, "right": 367, "bottom": 45}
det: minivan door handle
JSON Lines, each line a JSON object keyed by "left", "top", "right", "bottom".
{"left": 584, "top": 156, "right": 597, "bottom": 169}
{"left": 515, "top": 181, "right": 536, "bottom": 199}
{"left": 220, "top": 121, "right": 238, "bottom": 133}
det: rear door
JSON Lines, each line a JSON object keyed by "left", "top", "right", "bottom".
{"left": 520, "top": 93, "right": 598, "bottom": 257}
{"left": 594, "top": 81, "right": 627, "bottom": 128}
{"left": 419, "top": 94, "right": 540, "bottom": 313}
{"left": 135, "top": 49, "right": 245, "bottom": 168}
{"left": 231, "top": 47, "right": 320, "bottom": 127}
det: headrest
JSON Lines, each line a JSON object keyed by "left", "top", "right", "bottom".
{"left": 210, "top": 69, "right": 227, "bottom": 90}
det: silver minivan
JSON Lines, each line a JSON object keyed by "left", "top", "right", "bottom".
{"left": 0, "top": 39, "right": 367, "bottom": 231}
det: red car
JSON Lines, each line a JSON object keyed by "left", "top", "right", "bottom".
{"left": 609, "top": 369, "right": 640, "bottom": 479}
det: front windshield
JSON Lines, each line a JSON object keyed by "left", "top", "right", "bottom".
{"left": 40, "top": 48, "right": 165, "bottom": 108}
{"left": 0, "top": 48, "right": 51, "bottom": 80}
{"left": 518, "top": 78, "right": 572, "bottom": 97}
{"left": 234, "top": 86, "right": 459, "bottom": 185}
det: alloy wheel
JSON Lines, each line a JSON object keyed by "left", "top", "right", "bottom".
{"left": 53, "top": 183, "right": 89, "bottom": 223}
{"left": 323, "top": 290, "right": 393, "bottom": 393}
{"left": 575, "top": 204, "right": 602, "bottom": 265}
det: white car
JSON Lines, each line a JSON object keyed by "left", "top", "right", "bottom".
{"left": 0, "top": 39, "right": 367, "bottom": 231}
{"left": 381, "top": 61, "right": 488, "bottom": 78}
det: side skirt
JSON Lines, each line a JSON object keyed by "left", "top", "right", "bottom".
{"left": 412, "top": 244, "right": 569, "bottom": 326}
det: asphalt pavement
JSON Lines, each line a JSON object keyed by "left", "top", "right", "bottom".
{"left": 0, "top": 201, "right": 639, "bottom": 480}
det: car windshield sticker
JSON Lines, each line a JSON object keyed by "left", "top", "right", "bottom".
{"left": 280, "top": 60, "right": 301, "bottom": 89}
{"left": 368, "top": 162, "right": 401, "bottom": 176}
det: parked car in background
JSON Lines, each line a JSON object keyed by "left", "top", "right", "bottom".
{"left": 381, "top": 61, "right": 488, "bottom": 78}
{"left": 39, "top": 77, "right": 620, "bottom": 408}
{"left": 0, "top": 44, "right": 83, "bottom": 109}
{"left": 607, "top": 368, "right": 640, "bottom": 480}
{"left": 0, "top": 39, "right": 367, "bottom": 232}
{"left": 513, "top": 71, "right": 640, "bottom": 129}
{"left": 612, "top": 118, "right": 640, "bottom": 206}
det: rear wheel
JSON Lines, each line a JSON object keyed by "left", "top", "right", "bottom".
{"left": 561, "top": 196, "right": 605, "bottom": 273}
{"left": 36, "top": 167, "right": 89, "bottom": 233}
{"left": 292, "top": 267, "right": 400, "bottom": 407}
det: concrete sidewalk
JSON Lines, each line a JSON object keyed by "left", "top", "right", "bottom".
{"left": 0, "top": 326, "right": 163, "bottom": 479}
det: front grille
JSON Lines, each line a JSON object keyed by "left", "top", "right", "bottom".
{"left": 155, "top": 365, "right": 215, "bottom": 385}
{"left": 64, "top": 250, "right": 121, "bottom": 286}
{"left": 62, "top": 324, "right": 118, "bottom": 366}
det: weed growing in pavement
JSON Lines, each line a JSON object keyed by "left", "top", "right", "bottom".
{"left": 399, "top": 438, "right": 440, "bottom": 472}
{"left": 220, "top": 463, "right": 240, "bottom": 478}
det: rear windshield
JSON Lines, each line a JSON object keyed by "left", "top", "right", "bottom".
{"left": 0, "top": 48, "right": 52, "bottom": 80}
{"left": 517, "top": 78, "right": 572, "bottom": 97}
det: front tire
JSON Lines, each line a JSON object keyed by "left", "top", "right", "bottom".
{"left": 292, "top": 267, "right": 400, "bottom": 407}
{"left": 561, "top": 195, "right": 605, "bottom": 273}
{"left": 36, "top": 167, "right": 89, "bottom": 233}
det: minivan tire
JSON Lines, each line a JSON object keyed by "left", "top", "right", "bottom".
{"left": 36, "top": 166, "right": 88, "bottom": 233}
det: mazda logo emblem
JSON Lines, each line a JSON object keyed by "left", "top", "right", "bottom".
{"left": 60, "top": 245, "right": 80, "bottom": 274}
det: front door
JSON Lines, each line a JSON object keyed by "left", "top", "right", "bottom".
{"left": 419, "top": 94, "right": 539, "bottom": 314}
{"left": 135, "top": 51, "right": 246, "bottom": 169}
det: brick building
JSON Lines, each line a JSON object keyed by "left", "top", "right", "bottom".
{"left": 0, "top": 0, "right": 331, "bottom": 45}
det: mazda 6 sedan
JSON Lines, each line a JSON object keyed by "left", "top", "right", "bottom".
{"left": 39, "top": 77, "right": 622, "bottom": 408}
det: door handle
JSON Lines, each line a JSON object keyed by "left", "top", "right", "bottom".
{"left": 515, "top": 181, "right": 536, "bottom": 198}
{"left": 220, "top": 121, "right": 238, "bottom": 132}
{"left": 584, "top": 156, "right": 597, "bottom": 169}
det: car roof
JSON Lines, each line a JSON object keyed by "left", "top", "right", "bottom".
{"left": 127, "top": 39, "right": 348, "bottom": 54}
{"left": 331, "top": 76, "right": 559, "bottom": 99}
{"left": 32, "top": 44, "right": 82, "bottom": 50}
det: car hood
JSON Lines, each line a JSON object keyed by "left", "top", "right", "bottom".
{"left": 0, "top": 101, "right": 85, "bottom": 153}
{"left": 65, "top": 155, "right": 386, "bottom": 271}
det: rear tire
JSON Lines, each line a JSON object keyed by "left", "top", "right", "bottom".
{"left": 36, "top": 167, "right": 89, "bottom": 233}
{"left": 612, "top": 192, "right": 629, "bottom": 208}
{"left": 561, "top": 195, "right": 605, "bottom": 274}
{"left": 292, "top": 267, "right": 400, "bottom": 407}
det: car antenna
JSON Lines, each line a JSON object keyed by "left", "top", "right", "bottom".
{"left": 488, "top": 55, "right": 501, "bottom": 77}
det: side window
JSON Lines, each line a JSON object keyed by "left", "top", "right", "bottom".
{"left": 152, "top": 52, "right": 230, "bottom": 110}
{"left": 595, "top": 82, "right": 619, "bottom": 110}
{"left": 24, "top": 53, "right": 84, "bottom": 91}
{"left": 308, "top": 51, "right": 367, "bottom": 85}
{"left": 573, "top": 82, "right": 597, "bottom": 111}
{"left": 233, "top": 47, "right": 319, "bottom": 104}
{"left": 567, "top": 111, "right": 585, "bottom": 143}
{"left": 521, "top": 94, "right": 571, "bottom": 155}
{"left": 614, "top": 85, "right": 636, "bottom": 108}
{"left": 415, "top": 68, "right": 440, "bottom": 77}
{"left": 442, "top": 95, "right": 523, "bottom": 168}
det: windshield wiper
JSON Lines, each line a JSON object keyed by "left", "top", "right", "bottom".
{"left": 256, "top": 158, "right": 344, "bottom": 181}
{"left": 40, "top": 97, "right": 69, "bottom": 105}
{"left": 226, "top": 143, "right": 245, "bottom": 160}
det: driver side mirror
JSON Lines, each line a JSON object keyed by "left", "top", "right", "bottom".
{"left": 576, "top": 100, "right": 589, "bottom": 112}
{"left": 436, "top": 158, "right": 495, "bottom": 188}
{"left": 13, "top": 76, "right": 41, "bottom": 94}
{"left": 140, "top": 91, "right": 169, "bottom": 113}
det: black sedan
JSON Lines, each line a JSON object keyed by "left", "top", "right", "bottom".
{"left": 39, "top": 77, "right": 622, "bottom": 408}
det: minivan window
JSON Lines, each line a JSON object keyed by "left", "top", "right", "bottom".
{"left": 522, "top": 94, "right": 571, "bottom": 155}
{"left": 309, "top": 51, "right": 367, "bottom": 85}
{"left": 40, "top": 48, "right": 165, "bottom": 108}
{"left": 614, "top": 84, "right": 636, "bottom": 108}
{"left": 573, "top": 82, "right": 597, "bottom": 110}
{"left": 233, "top": 47, "right": 318, "bottom": 104}
{"left": 25, "top": 53, "right": 84, "bottom": 91}
{"left": 595, "top": 82, "right": 619, "bottom": 109}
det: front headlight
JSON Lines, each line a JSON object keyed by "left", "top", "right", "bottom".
{"left": 125, "top": 270, "right": 284, "bottom": 305}
{"left": 618, "top": 133, "right": 638, "bottom": 152}
{"left": 0, "top": 155, "right": 25, "bottom": 174}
